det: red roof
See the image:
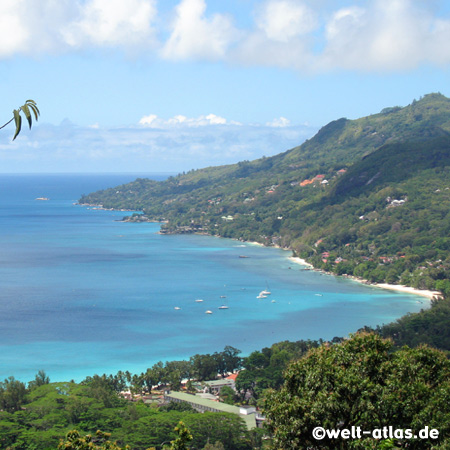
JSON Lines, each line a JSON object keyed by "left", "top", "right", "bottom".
{"left": 226, "top": 373, "right": 239, "bottom": 381}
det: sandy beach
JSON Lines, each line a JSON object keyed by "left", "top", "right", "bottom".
{"left": 288, "top": 255, "right": 314, "bottom": 268}
{"left": 372, "top": 283, "right": 441, "bottom": 300}
{"left": 288, "top": 256, "right": 440, "bottom": 300}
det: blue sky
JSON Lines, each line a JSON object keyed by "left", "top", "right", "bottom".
{"left": 0, "top": 0, "right": 449, "bottom": 173}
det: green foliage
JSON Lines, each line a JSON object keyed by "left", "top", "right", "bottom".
{"left": 170, "top": 421, "right": 192, "bottom": 450}
{"left": 264, "top": 333, "right": 450, "bottom": 450}
{"left": 78, "top": 93, "right": 450, "bottom": 294}
{"left": 58, "top": 429, "right": 128, "bottom": 450}
{"left": 0, "top": 100, "right": 40, "bottom": 140}
{"left": 0, "top": 376, "right": 27, "bottom": 412}
{"left": 236, "top": 339, "right": 324, "bottom": 402}
{"left": 218, "top": 386, "right": 236, "bottom": 405}
{"left": 0, "top": 371, "right": 250, "bottom": 450}
{"left": 374, "top": 296, "right": 450, "bottom": 352}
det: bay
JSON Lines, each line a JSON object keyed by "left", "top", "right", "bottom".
{"left": 0, "top": 174, "right": 426, "bottom": 382}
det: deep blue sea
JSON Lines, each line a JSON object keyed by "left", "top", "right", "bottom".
{"left": 0, "top": 173, "right": 427, "bottom": 382}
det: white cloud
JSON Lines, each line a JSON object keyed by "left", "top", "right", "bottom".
{"left": 0, "top": 0, "right": 29, "bottom": 56}
{"left": 0, "top": 0, "right": 449, "bottom": 73}
{"left": 266, "top": 117, "right": 291, "bottom": 127}
{"left": 0, "top": 0, "right": 157, "bottom": 56}
{"left": 255, "top": 0, "right": 318, "bottom": 42}
{"left": 139, "top": 113, "right": 233, "bottom": 128}
{"left": 64, "top": 0, "right": 158, "bottom": 49}
{"left": 319, "top": 0, "right": 450, "bottom": 71}
{"left": 161, "top": 0, "right": 237, "bottom": 60}
{"left": 0, "top": 119, "right": 316, "bottom": 173}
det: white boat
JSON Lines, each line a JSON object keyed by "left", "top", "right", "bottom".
{"left": 257, "top": 294, "right": 267, "bottom": 299}
{"left": 205, "top": 310, "right": 213, "bottom": 314}
{"left": 271, "top": 300, "right": 276, "bottom": 303}
{"left": 35, "top": 197, "right": 49, "bottom": 201}
{"left": 195, "top": 299, "right": 204, "bottom": 303}
{"left": 315, "top": 293, "right": 323, "bottom": 297}
{"left": 218, "top": 305, "right": 229, "bottom": 309}
{"left": 259, "top": 290, "right": 271, "bottom": 296}
{"left": 174, "top": 307, "right": 181, "bottom": 310}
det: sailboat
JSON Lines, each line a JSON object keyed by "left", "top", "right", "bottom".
{"left": 259, "top": 282, "right": 271, "bottom": 296}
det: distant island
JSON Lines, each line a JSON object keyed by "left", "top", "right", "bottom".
{"left": 79, "top": 93, "right": 450, "bottom": 298}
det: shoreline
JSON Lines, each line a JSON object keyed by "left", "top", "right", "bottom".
{"left": 288, "top": 256, "right": 440, "bottom": 300}
{"left": 78, "top": 205, "right": 442, "bottom": 301}
{"left": 365, "top": 283, "right": 441, "bottom": 300}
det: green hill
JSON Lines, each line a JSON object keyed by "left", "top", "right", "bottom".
{"left": 80, "top": 93, "right": 450, "bottom": 294}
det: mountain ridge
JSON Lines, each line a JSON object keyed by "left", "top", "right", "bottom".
{"left": 80, "top": 93, "right": 450, "bottom": 294}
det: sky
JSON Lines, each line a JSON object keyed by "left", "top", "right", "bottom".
{"left": 0, "top": 0, "right": 449, "bottom": 173}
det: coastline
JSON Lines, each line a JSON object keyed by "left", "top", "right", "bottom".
{"left": 366, "top": 283, "right": 441, "bottom": 300}
{"left": 288, "top": 256, "right": 440, "bottom": 300}
{"left": 288, "top": 255, "right": 314, "bottom": 268}
{"left": 77, "top": 205, "right": 443, "bottom": 302}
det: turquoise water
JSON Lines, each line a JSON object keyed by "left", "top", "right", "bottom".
{"left": 0, "top": 174, "right": 427, "bottom": 382}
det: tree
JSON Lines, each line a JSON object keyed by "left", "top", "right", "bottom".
{"left": 57, "top": 430, "right": 128, "bottom": 450}
{"left": 264, "top": 333, "right": 450, "bottom": 449}
{"left": 221, "top": 346, "right": 242, "bottom": 374}
{"left": 219, "top": 386, "right": 236, "bottom": 405}
{"left": 170, "top": 421, "right": 193, "bottom": 450}
{"left": 28, "top": 370, "right": 50, "bottom": 390}
{"left": 0, "top": 100, "right": 40, "bottom": 140}
{"left": 0, "top": 376, "right": 27, "bottom": 413}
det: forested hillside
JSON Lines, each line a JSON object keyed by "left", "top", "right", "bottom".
{"left": 80, "top": 93, "right": 450, "bottom": 294}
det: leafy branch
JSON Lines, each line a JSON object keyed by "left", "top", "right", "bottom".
{"left": 0, "top": 100, "right": 40, "bottom": 140}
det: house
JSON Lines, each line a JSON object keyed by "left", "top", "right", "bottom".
{"left": 240, "top": 405, "right": 256, "bottom": 415}
{"left": 204, "top": 378, "right": 236, "bottom": 395}
{"left": 226, "top": 372, "right": 239, "bottom": 384}
{"left": 163, "top": 391, "right": 258, "bottom": 429}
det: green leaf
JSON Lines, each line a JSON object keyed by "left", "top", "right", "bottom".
{"left": 26, "top": 100, "right": 40, "bottom": 121}
{"left": 21, "top": 104, "right": 32, "bottom": 129}
{"left": 28, "top": 103, "right": 40, "bottom": 121}
{"left": 13, "top": 109, "right": 22, "bottom": 140}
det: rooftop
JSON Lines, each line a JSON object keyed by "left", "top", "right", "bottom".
{"left": 165, "top": 391, "right": 256, "bottom": 430}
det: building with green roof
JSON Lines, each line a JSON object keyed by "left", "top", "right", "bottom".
{"left": 163, "top": 391, "right": 260, "bottom": 430}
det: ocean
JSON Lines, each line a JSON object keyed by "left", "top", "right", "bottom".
{"left": 0, "top": 173, "right": 427, "bottom": 382}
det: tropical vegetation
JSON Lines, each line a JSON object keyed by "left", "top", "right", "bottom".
{"left": 79, "top": 93, "right": 450, "bottom": 294}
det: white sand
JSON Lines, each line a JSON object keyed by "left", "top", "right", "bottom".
{"left": 374, "top": 283, "right": 441, "bottom": 300}
{"left": 288, "top": 256, "right": 314, "bottom": 268}
{"left": 288, "top": 257, "right": 440, "bottom": 299}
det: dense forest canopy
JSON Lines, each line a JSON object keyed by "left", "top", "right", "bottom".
{"left": 80, "top": 93, "right": 450, "bottom": 294}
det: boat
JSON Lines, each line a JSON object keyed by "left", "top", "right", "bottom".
{"left": 260, "top": 282, "right": 271, "bottom": 296}
{"left": 220, "top": 295, "right": 227, "bottom": 298}
{"left": 315, "top": 293, "right": 323, "bottom": 297}
{"left": 218, "top": 305, "right": 229, "bottom": 309}
{"left": 195, "top": 299, "right": 204, "bottom": 303}
{"left": 239, "top": 255, "right": 250, "bottom": 258}
{"left": 174, "top": 307, "right": 181, "bottom": 310}
{"left": 271, "top": 300, "right": 276, "bottom": 303}
{"left": 257, "top": 294, "right": 267, "bottom": 299}
{"left": 35, "top": 197, "right": 49, "bottom": 201}
{"left": 205, "top": 310, "right": 213, "bottom": 314}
